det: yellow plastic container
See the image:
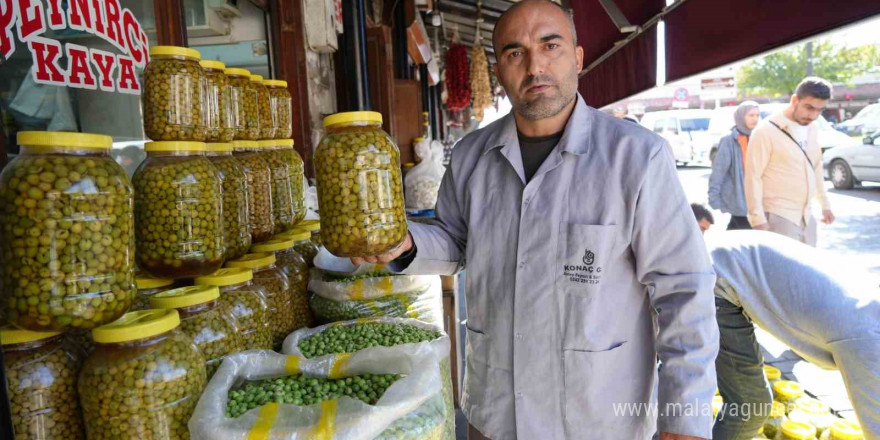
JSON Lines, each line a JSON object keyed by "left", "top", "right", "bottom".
{"left": 131, "top": 275, "right": 176, "bottom": 311}
{"left": 226, "top": 253, "right": 292, "bottom": 348}
{"left": 199, "top": 60, "right": 234, "bottom": 142}
{"left": 206, "top": 142, "right": 252, "bottom": 260}
{"left": 251, "top": 238, "right": 313, "bottom": 331}
{"left": 819, "top": 420, "right": 864, "bottom": 440}
{"left": 194, "top": 268, "right": 272, "bottom": 350}
{"left": 250, "top": 74, "right": 274, "bottom": 139}
{"left": 775, "top": 419, "right": 817, "bottom": 440}
{"left": 233, "top": 140, "right": 275, "bottom": 242}
{"left": 773, "top": 380, "right": 806, "bottom": 410}
{"left": 225, "top": 68, "right": 259, "bottom": 140}
{"left": 788, "top": 398, "right": 836, "bottom": 437}
{"left": 144, "top": 46, "right": 205, "bottom": 141}
{"left": 264, "top": 79, "right": 292, "bottom": 139}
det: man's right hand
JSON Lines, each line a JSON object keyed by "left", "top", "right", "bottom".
{"left": 351, "top": 232, "right": 414, "bottom": 266}
{"left": 753, "top": 223, "right": 770, "bottom": 231}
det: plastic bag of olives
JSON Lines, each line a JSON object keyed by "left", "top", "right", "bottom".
{"left": 133, "top": 141, "right": 224, "bottom": 279}
{"left": 144, "top": 46, "right": 206, "bottom": 141}
{"left": 0, "top": 132, "right": 135, "bottom": 331}
{"left": 314, "top": 112, "right": 407, "bottom": 257}
{"left": 189, "top": 348, "right": 449, "bottom": 440}
{"left": 309, "top": 270, "right": 431, "bottom": 302}
{"left": 2, "top": 328, "right": 85, "bottom": 440}
{"left": 309, "top": 284, "right": 443, "bottom": 328}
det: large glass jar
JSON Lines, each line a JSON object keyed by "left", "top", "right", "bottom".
{"left": 194, "top": 268, "right": 272, "bottom": 350}
{"left": 315, "top": 111, "right": 407, "bottom": 257}
{"left": 149, "top": 286, "right": 245, "bottom": 378}
{"left": 2, "top": 328, "right": 84, "bottom": 440}
{"left": 277, "top": 139, "right": 306, "bottom": 226}
{"left": 297, "top": 219, "right": 322, "bottom": 246}
{"left": 251, "top": 75, "right": 274, "bottom": 139}
{"left": 225, "top": 253, "right": 293, "bottom": 348}
{"left": 819, "top": 420, "right": 864, "bottom": 440}
{"left": 788, "top": 398, "right": 836, "bottom": 437}
{"left": 0, "top": 132, "right": 135, "bottom": 331}
{"left": 131, "top": 275, "right": 176, "bottom": 311}
{"left": 260, "top": 140, "right": 297, "bottom": 234}
{"left": 80, "top": 309, "right": 206, "bottom": 440}
{"left": 199, "top": 60, "right": 234, "bottom": 142}
{"left": 133, "top": 141, "right": 224, "bottom": 278}
{"left": 233, "top": 140, "right": 275, "bottom": 242}
{"left": 206, "top": 142, "right": 252, "bottom": 260}
{"left": 773, "top": 381, "right": 806, "bottom": 412}
{"left": 251, "top": 237, "right": 313, "bottom": 331}
{"left": 225, "top": 68, "right": 259, "bottom": 140}
{"left": 775, "top": 420, "right": 817, "bottom": 440}
{"left": 144, "top": 46, "right": 205, "bottom": 141}
{"left": 277, "top": 227, "right": 319, "bottom": 268}
{"left": 264, "top": 80, "right": 292, "bottom": 139}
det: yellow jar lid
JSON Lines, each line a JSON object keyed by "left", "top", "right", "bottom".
{"left": 150, "top": 45, "right": 200, "bottom": 60}
{"left": 225, "top": 67, "right": 251, "bottom": 76}
{"left": 780, "top": 420, "right": 817, "bottom": 439}
{"left": 149, "top": 285, "right": 220, "bottom": 310}
{"left": 773, "top": 380, "right": 805, "bottom": 400}
{"left": 404, "top": 162, "right": 415, "bottom": 167}
{"left": 232, "top": 140, "right": 259, "bottom": 150}
{"left": 277, "top": 139, "right": 294, "bottom": 148}
{"left": 145, "top": 141, "right": 206, "bottom": 152}
{"left": 207, "top": 142, "right": 234, "bottom": 152}
{"left": 770, "top": 401, "right": 786, "bottom": 418}
{"left": 297, "top": 220, "right": 320, "bottom": 231}
{"left": 263, "top": 79, "right": 288, "bottom": 88}
{"left": 323, "top": 111, "right": 383, "bottom": 127}
{"left": 764, "top": 364, "right": 782, "bottom": 381}
{"left": 199, "top": 59, "right": 226, "bottom": 70}
{"left": 194, "top": 267, "right": 254, "bottom": 286}
{"left": 277, "top": 229, "right": 312, "bottom": 242}
{"left": 1, "top": 327, "right": 61, "bottom": 345}
{"left": 136, "top": 276, "right": 174, "bottom": 290}
{"left": 251, "top": 239, "right": 296, "bottom": 253}
{"left": 226, "top": 253, "right": 276, "bottom": 270}
{"left": 829, "top": 420, "right": 863, "bottom": 440}
{"left": 257, "top": 140, "right": 277, "bottom": 148}
{"left": 711, "top": 395, "right": 723, "bottom": 416}
{"left": 92, "top": 309, "right": 180, "bottom": 344}
{"left": 249, "top": 74, "right": 264, "bottom": 82}
{"left": 794, "top": 397, "right": 830, "bottom": 415}
{"left": 414, "top": 137, "right": 424, "bottom": 142}
{"left": 18, "top": 131, "right": 112, "bottom": 150}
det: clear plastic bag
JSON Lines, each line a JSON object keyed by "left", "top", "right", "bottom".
{"left": 404, "top": 139, "right": 446, "bottom": 210}
{"left": 309, "top": 284, "right": 443, "bottom": 328}
{"left": 309, "top": 270, "right": 432, "bottom": 302}
{"left": 189, "top": 348, "right": 447, "bottom": 440}
{"left": 281, "top": 318, "right": 454, "bottom": 440}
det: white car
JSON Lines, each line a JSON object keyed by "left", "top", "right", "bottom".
{"left": 835, "top": 103, "right": 880, "bottom": 136}
{"left": 639, "top": 110, "right": 713, "bottom": 165}
{"left": 823, "top": 131, "right": 880, "bottom": 189}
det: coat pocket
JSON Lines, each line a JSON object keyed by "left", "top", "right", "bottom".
{"left": 462, "top": 326, "right": 489, "bottom": 411}
{"left": 555, "top": 223, "right": 616, "bottom": 297}
{"left": 562, "top": 342, "right": 656, "bottom": 440}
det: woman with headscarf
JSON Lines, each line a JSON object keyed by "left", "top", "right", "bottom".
{"left": 708, "top": 101, "right": 760, "bottom": 230}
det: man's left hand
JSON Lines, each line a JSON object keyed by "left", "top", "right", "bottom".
{"left": 659, "top": 434, "right": 708, "bottom": 440}
{"left": 822, "top": 209, "right": 835, "bottom": 224}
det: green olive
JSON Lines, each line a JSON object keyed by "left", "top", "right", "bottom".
{"left": 207, "top": 154, "right": 252, "bottom": 260}
{"left": 266, "top": 85, "right": 292, "bottom": 139}
{"left": 253, "top": 82, "right": 275, "bottom": 140}
{"left": 262, "top": 149, "right": 301, "bottom": 234}
{"left": 297, "top": 322, "right": 441, "bottom": 358}
{"left": 250, "top": 266, "right": 294, "bottom": 349}
{"left": 79, "top": 330, "right": 207, "bottom": 440}
{"left": 176, "top": 301, "right": 245, "bottom": 378}
{"left": 0, "top": 153, "right": 135, "bottom": 331}
{"left": 273, "top": 248, "right": 313, "bottom": 331}
{"left": 309, "top": 291, "right": 429, "bottom": 324}
{"left": 202, "top": 68, "right": 235, "bottom": 142}
{"left": 143, "top": 56, "right": 206, "bottom": 141}
{"left": 5, "top": 335, "right": 85, "bottom": 439}
{"left": 132, "top": 155, "right": 225, "bottom": 278}
{"left": 314, "top": 125, "right": 407, "bottom": 257}
{"left": 217, "top": 282, "right": 272, "bottom": 350}
{"left": 293, "top": 240, "right": 319, "bottom": 268}
{"left": 233, "top": 151, "right": 275, "bottom": 242}
{"left": 227, "top": 75, "right": 260, "bottom": 140}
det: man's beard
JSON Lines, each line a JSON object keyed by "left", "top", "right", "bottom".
{"left": 512, "top": 69, "right": 579, "bottom": 121}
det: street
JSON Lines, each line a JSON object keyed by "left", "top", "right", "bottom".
{"left": 677, "top": 166, "right": 880, "bottom": 273}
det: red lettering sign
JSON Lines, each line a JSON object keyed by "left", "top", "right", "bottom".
{"left": 0, "top": 0, "right": 17, "bottom": 58}
{"left": 117, "top": 55, "right": 140, "bottom": 94}
{"left": 16, "top": 0, "right": 45, "bottom": 41}
{"left": 90, "top": 48, "right": 117, "bottom": 92}
{"left": 46, "top": 0, "right": 65, "bottom": 29}
{"left": 66, "top": 43, "right": 96, "bottom": 89}
{"left": 68, "top": 0, "right": 94, "bottom": 32}
{"left": 103, "top": 0, "right": 124, "bottom": 51}
{"left": 28, "top": 36, "right": 66, "bottom": 85}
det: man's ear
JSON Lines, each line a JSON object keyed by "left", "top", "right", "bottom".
{"left": 575, "top": 45, "right": 584, "bottom": 72}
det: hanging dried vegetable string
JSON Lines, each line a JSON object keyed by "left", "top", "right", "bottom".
{"left": 445, "top": 38, "right": 471, "bottom": 112}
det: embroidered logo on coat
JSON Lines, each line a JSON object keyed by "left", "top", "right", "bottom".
{"left": 583, "top": 249, "right": 595, "bottom": 266}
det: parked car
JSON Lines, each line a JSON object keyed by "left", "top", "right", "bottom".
{"left": 639, "top": 110, "right": 713, "bottom": 165}
{"left": 822, "top": 131, "right": 880, "bottom": 189}
{"left": 708, "top": 103, "right": 858, "bottom": 163}
{"left": 835, "top": 103, "right": 880, "bottom": 137}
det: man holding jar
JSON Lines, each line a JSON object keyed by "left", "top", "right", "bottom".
{"left": 352, "top": 1, "right": 718, "bottom": 439}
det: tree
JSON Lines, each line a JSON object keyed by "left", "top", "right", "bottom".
{"left": 736, "top": 40, "right": 880, "bottom": 98}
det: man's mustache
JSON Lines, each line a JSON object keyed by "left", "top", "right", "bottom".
{"left": 521, "top": 75, "right": 556, "bottom": 91}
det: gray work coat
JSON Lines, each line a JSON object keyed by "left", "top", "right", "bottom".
{"left": 395, "top": 95, "right": 719, "bottom": 440}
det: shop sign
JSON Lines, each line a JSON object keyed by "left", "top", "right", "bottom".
{"left": 1, "top": 0, "right": 149, "bottom": 95}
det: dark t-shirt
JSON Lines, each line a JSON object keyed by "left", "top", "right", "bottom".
{"left": 518, "top": 130, "right": 564, "bottom": 182}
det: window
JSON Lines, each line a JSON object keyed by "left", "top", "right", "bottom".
{"left": 653, "top": 119, "right": 666, "bottom": 133}
{"left": 680, "top": 118, "right": 710, "bottom": 132}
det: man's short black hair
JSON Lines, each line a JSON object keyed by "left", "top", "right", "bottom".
{"left": 691, "top": 203, "right": 714, "bottom": 224}
{"left": 795, "top": 77, "right": 832, "bottom": 100}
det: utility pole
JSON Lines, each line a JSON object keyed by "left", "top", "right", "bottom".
{"left": 806, "top": 41, "right": 814, "bottom": 77}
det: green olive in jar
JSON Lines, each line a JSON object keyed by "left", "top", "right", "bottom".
{"left": 260, "top": 140, "right": 297, "bottom": 234}
{"left": 133, "top": 141, "right": 225, "bottom": 279}
{"left": 225, "top": 253, "right": 292, "bottom": 349}
{"left": 2, "top": 328, "right": 85, "bottom": 440}
{"left": 194, "top": 268, "right": 272, "bottom": 350}
{"left": 80, "top": 309, "right": 207, "bottom": 440}
{"left": 206, "top": 142, "right": 252, "bottom": 260}
{"left": 276, "top": 139, "right": 306, "bottom": 226}
{"left": 225, "top": 68, "right": 260, "bottom": 140}
{"left": 233, "top": 140, "right": 275, "bottom": 242}
{"left": 251, "top": 75, "right": 275, "bottom": 139}
{"left": 264, "top": 80, "right": 293, "bottom": 139}
{"left": 144, "top": 46, "right": 206, "bottom": 141}
{"left": 0, "top": 132, "right": 135, "bottom": 331}
{"left": 251, "top": 237, "right": 313, "bottom": 331}
{"left": 315, "top": 111, "right": 407, "bottom": 257}
{"left": 277, "top": 227, "right": 319, "bottom": 268}
{"left": 199, "top": 60, "right": 235, "bottom": 142}
{"left": 149, "top": 286, "right": 245, "bottom": 378}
